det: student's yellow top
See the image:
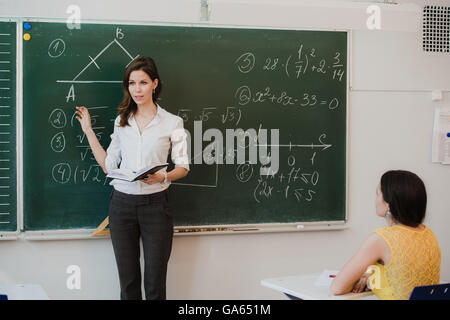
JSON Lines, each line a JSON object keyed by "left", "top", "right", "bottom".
{"left": 370, "top": 225, "right": 441, "bottom": 300}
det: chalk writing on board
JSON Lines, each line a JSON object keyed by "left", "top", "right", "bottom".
{"left": 230, "top": 48, "right": 343, "bottom": 204}
{"left": 177, "top": 107, "right": 242, "bottom": 126}
{"left": 48, "top": 108, "right": 67, "bottom": 129}
{"left": 234, "top": 52, "right": 255, "bottom": 74}
{"left": 50, "top": 132, "right": 66, "bottom": 153}
{"left": 44, "top": 27, "right": 344, "bottom": 212}
{"left": 48, "top": 101, "right": 116, "bottom": 184}
{"left": 235, "top": 162, "right": 254, "bottom": 183}
{"left": 249, "top": 140, "right": 325, "bottom": 204}
{"left": 48, "top": 38, "right": 65, "bottom": 58}
{"left": 234, "top": 85, "right": 340, "bottom": 110}
{"left": 251, "top": 160, "right": 320, "bottom": 204}
{"left": 52, "top": 163, "right": 71, "bottom": 184}
{"left": 168, "top": 40, "right": 345, "bottom": 204}
{"left": 235, "top": 46, "right": 345, "bottom": 83}
{"left": 49, "top": 31, "right": 137, "bottom": 186}
{"left": 177, "top": 94, "right": 333, "bottom": 202}
{"left": 74, "top": 164, "right": 105, "bottom": 184}
{"left": 56, "top": 29, "right": 138, "bottom": 84}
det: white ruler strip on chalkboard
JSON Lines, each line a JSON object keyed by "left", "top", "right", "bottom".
{"left": 16, "top": 19, "right": 23, "bottom": 234}
{"left": 0, "top": 22, "right": 14, "bottom": 231}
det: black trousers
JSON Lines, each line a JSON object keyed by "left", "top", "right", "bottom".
{"left": 108, "top": 188, "right": 173, "bottom": 300}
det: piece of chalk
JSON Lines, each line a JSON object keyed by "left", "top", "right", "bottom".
{"left": 297, "top": 225, "right": 305, "bottom": 229}
{"left": 23, "top": 33, "right": 31, "bottom": 41}
{"left": 447, "top": 132, "right": 450, "bottom": 138}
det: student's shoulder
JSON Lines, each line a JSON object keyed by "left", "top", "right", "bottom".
{"left": 367, "top": 232, "right": 386, "bottom": 245}
{"left": 354, "top": 231, "right": 389, "bottom": 256}
{"left": 364, "top": 230, "right": 391, "bottom": 255}
{"left": 351, "top": 232, "right": 387, "bottom": 266}
{"left": 361, "top": 232, "right": 382, "bottom": 247}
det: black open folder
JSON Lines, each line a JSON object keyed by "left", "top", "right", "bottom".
{"left": 106, "top": 164, "right": 168, "bottom": 182}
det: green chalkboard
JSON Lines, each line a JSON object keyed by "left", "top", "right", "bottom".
{"left": 0, "top": 21, "right": 17, "bottom": 233}
{"left": 23, "top": 21, "right": 347, "bottom": 231}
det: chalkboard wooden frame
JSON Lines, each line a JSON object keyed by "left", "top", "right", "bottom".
{"left": 16, "top": 18, "right": 350, "bottom": 239}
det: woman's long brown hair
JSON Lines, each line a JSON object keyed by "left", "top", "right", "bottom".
{"left": 117, "top": 57, "right": 162, "bottom": 127}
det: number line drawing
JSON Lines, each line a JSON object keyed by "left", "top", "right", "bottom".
{"left": 257, "top": 143, "right": 332, "bottom": 151}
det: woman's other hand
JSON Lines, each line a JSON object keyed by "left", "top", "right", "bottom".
{"left": 140, "top": 173, "right": 164, "bottom": 185}
{"left": 351, "top": 273, "right": 371, "bottom": 293}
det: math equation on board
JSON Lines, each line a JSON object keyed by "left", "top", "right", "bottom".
{"left": 44, "top": 27, "right": 346, "bottom": 211}
{"left": 171, "top": 43, "right": 345, "bottom": 207}
{"left": 229, "top": 45, "right": 345, "bottom": 205}
{"left": 48, "top": 106, "right": 113, "bottom": 186}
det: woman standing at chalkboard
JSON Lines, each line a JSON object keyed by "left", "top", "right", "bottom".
{"left": 75, "top": 56, "right": 189, "bottom": 300}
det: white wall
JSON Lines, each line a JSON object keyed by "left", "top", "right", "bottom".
{"left": 0, "top": 0, "right": 449, "bottom": 299}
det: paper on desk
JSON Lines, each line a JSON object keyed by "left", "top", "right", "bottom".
{"left": 314, "top": 269, "right": 339, "bottom": 287}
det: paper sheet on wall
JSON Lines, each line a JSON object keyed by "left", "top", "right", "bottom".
{"left": 432, "top": 107, "right": 450, "bottom": 164}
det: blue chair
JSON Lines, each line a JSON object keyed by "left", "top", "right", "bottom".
{"left": 409, "top": 283, "right": 450, "bottom": 300}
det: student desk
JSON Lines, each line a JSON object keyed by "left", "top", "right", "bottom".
{"left": 0, "top": 284, "right": 49, "bottom": 300}
{"left": 261, "top": 274, "right": 377, "bottom": 300}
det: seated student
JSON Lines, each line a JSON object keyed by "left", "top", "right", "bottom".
{"left": 331, "top": 170, "right": 441, "bottom": 300}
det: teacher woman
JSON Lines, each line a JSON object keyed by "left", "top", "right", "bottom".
{"left": 75, "top": 56, "right": 189, "bottom": 300}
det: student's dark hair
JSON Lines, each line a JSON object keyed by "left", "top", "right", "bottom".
{"left": 117, "top": 56, "right": 162, "bottom": 127}
{"left": 380, "top": 170, "right": 427, "bottom": 227}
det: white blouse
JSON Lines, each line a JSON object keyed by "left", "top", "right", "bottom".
{"left": 105, "top": 104, "right": 189, "bottom": 195}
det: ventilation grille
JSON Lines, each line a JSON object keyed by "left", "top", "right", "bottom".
{"left": 423, "top": 5, "right": 449, "bottom": 53}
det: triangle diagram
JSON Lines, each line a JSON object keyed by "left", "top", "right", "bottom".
{"left": 65, "top": 39, "right": 139, "bottom": 84}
